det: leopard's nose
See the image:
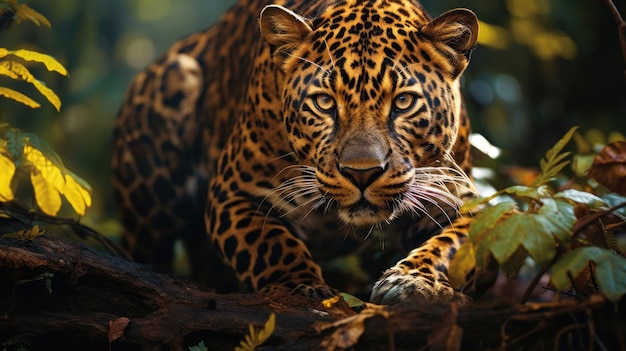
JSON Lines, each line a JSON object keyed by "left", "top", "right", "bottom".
{"left": 340, "top": 164, "right": 386, "bottom": 190}
{"left": 339, "top": 135, "right": 388, "bottom": 190}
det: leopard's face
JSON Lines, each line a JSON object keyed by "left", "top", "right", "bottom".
{"left": 261, "top": 2, "right": 478, "bottom": 226}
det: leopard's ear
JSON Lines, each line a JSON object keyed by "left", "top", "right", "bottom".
{"left": 260, "top": 5, "right": 312, "bottom": 67}
{"left": 421, "top": 9, "right": 479, "bottom": 76}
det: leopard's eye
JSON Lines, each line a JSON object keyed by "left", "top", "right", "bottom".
{"left": 314, "top": 94, "right": 336, "bottom": 112}
{"left": 393, "top": 93, "right": 416, "bottom": 112}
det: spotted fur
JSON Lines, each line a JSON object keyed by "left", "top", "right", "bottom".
{"left": 112, "top": 0, "right": 479, "bottom": 304}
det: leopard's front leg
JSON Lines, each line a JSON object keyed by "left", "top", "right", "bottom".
{"left": 206, "top": 181, "right": 337, "bottom": 299}
{"left": 370, "top": 216, "right": 472, "bottom": 305}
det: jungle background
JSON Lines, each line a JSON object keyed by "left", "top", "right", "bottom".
{"left": 1, "top": 0, "right": 625, "bottom": 240}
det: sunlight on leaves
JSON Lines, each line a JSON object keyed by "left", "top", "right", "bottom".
{"left": 9, "top": 49, "right": 68, "bottom": 76}
{"left": 30, "top": 169, "right": 62, "bottom": 216}
{"left": 0, "top": 60, "right": 62, "bottom": 111}
{"left": 451, "top": 127, "right": 599, "bottom": 291}
{"left": 532, "top": 126, "right": 578, "bottom": 186}
{"left": 234, "top": 313, "right": 275, "bottom": 351}
{"left": 0, "top": 147, "right": 15, "bottom": 201}
{"left": 0, "top": 86, "right": 40, "bottom": 108}
{"left": 23, "top": 143, "right": 92, "bottom": 216}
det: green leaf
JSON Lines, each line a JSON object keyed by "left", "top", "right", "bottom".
{"left": 551, "top": 247, "right": 626, "bottom": 304}
{"left": 187, "top": 341, "right": 208, "bottom": 351}
{"left": 555, "top": 189, "right": 607, "bottom": 209}
{"left": 5, "top": 128, "right": 25, "bottom": 161}
{"left": 532, "top": 126, "right": 578, "bottom": 186}
{"left": 502, "top": 185, "right": 550, "bottom": 199}
{"left": 601, "top": 193, "right": 626, "bottom": 216}
{"left": 499, "top": 246, "right": 529, "bottom": 279}
{"left": 475, "top": 198, "right": 575, "bottom": 270}
{"left": 542, "top": 198, "right": 576, "bottom": 245}
{"left": 460, "top": 185, "right": 549, "bottom": 213}
{"left": 340, "top": 292, "right": 365, "bottom": 308}
{"left": 469, "top": 201, "right": 517, "bottom": 244}
{"left": 486, "top": 212, "right": 556, "bottom": 268}
{"left": 460, "top": 195, "right": 496, "bottom": 213}
{"left": 449, "top": 240, "right": 476, "bottom": 288}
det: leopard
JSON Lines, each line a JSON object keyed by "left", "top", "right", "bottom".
{"left": 112, "top": 0, "right": 480, "bottom": 305}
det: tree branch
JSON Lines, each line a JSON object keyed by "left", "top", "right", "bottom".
{"left": 603, "top": 0, "right": 626, "bottom": 78}
{"left": 0, "top": 221, "right": 622, "bottom": 350}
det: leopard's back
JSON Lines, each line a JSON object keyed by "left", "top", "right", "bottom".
{"left": 111, "top": 1, "right": 265, "bottom": 284}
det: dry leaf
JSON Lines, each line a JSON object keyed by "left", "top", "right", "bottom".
{"left": 587, "top": 141, "right": 626, "bottom": 195}
{"left": 318, "top": 304, "right": 389, "bottom": 351}
{"left": 107, "top": 317, "right": 130, "bottom": 344}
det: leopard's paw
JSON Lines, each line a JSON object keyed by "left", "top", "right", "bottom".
{"left": 292, "top": 283, "right": 339, "bottom": 299}
{"left": 370, "top": 266, "right": 470, "bottom": 305}
{"left": 260, "top": 282, "right": 338, "bottom": 300}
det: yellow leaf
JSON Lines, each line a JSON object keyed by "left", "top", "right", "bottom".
{"left": 31, "top": 170, "right": 61, "bottom": 216}
{"left": 0, "top": 60, "right": 34, "bottom": 81}
{"left": 0, "top": 61, "right": 62, "bottom": 111}
{"left": 24, "top": 144, "right": 65, "bottom": 192}
{"left": 0, "top": 151, "right": 15, "bottom": 201}
{"left": 63, "top": 174, "right": 92, "bottom": 216}
{"left": 15, "top": 3, "right": 51, "bottom": 28}
{"left": 322, "top": 296, "right": 341, "bottom": 308}
{"left": 448, "top": 241, "right": 476, "bottom": 289}
{"left": 31, "top": 78, "right": 61, "bottom": 111}
{"left": 234, "top": 313, "right": 276, "bottom": 351}
{"left": 256, "top": 313, "right": 276, "bottom": 344}
{"left": 0, "top": 48, "right": 8, "bottom": 59}
{"left": 0, "top": 87, "right": 40, "bottom": 108}
{"left": 9, "top": 49, "right": 67, "bottom": 76}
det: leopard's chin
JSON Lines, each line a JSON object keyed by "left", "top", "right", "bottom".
{"left": 337, "top": 200, "right": 395, "bottom": 226}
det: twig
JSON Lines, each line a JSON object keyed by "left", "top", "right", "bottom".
{"left": 571, "top": 201, "right": 626, "bottom": 238}
{"left": 602, "top": 0, "right": 626, "bottom": 78}
{"left": 0, "top": 201, "right": 131, "bottom": 260}
{"left": 520, "top": 259, "right": 553, "bottom": 304}
{"left": 553, "top": 323, "right": 589, "bottom": 351}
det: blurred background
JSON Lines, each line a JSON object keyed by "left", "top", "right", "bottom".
{"left": 2, "top": 0, "right": 625, "bottom": 235}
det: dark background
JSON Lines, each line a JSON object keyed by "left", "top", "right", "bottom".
{"left": 2, "top": 0, "right": 625, "bottom": 237}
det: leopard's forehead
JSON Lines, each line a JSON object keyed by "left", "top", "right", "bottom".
{"left": 314, "top": 0, "right": 430, "bottom": 26}
{"left": 296, "top": 0, "right": 442, "bottom": 103}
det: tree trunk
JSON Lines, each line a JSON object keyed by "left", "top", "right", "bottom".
{"left": 0, "top": 222, "right": 623, "bottom": 350}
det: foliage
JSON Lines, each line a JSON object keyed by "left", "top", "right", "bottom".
{"left": 450, "top": 126, "right": 626, "bottom": 304}
{"left": 234, "top": 313, "right": 276, "bottom": 351}
{"left": 551, "top": 247, "right": 626, "bottom": 304}
{"left": 0, "top": 0, "right": 50, "bottom": 28}
{"left": 0, "top": 2, "right": 92, "bottom": 217}
{"left": 0, "top": 48, "right": 67, "bottom": 111}
{"left": 187, "top": 341, "right": 207, "bottom": 351}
